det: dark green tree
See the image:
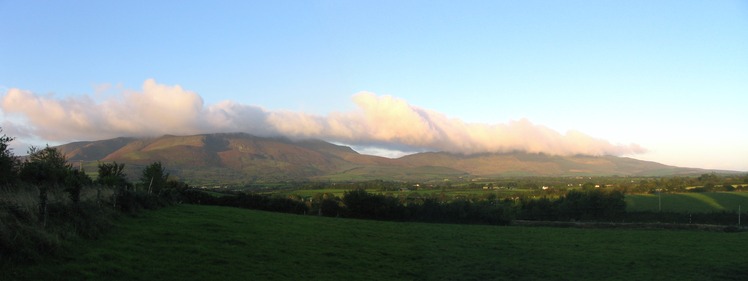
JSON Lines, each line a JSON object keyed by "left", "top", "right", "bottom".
{"left": 698, "top": 173, "right": 719, "bottom": 188}
{"left": 64, "top": 168, "right": 92, "bottom": 203}
{"left": 20, "top": 146, "right": 70, "bottom": 183}
{"left": 19, "top": 145, "right": 71, "bottom": 227}
{"left": 312, "top": 192, "right": 341, "bottom": 217}
{"left": 139, "top": 161, "right": 169, "bottom": 194}
{"left": 581, "top": 182, "right": 596, "bottom": 190}
{"left": 0, "top": 128, "right": 20, "bottom": 186}
{"left": 556, "top": 189, "right": 626, "bottom": 221}
{"left": 96, "top": 161, "right": 130, "bottom": 209}
{"left": 342, "top": 189, "right": 403, "bottom": 220}
{"left": 96, "top": 161, "right": 128, "bottom": 188}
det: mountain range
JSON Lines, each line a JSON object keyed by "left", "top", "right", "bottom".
{"left": 56, "top": 133, "right": 711, "bottom": 184}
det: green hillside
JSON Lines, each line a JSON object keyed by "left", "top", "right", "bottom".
{"left": 9, "top": 205, "right": 747, "bottom": 280}
{"left": 315, "top": 165, "right": 468, "bottom": 182}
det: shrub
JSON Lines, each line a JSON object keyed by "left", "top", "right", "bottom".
{"left": 0, "top": 200, "right": 62, "bottom": 263}
{"left": 46, "top": 201, "right": 116, "bottom": 239}
{"left": 113, "top": 190, "right": 165, "bottom": 214}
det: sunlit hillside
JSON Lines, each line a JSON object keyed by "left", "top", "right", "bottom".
{"left": 56, "top": 133, "right": 717, "bottom": 184}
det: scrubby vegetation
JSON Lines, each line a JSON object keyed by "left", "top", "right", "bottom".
{"left": 0, "top": 128, "right": 188, "bottom": 263}
{"left": 0, "top": 171, "right": 184, "bottom": 264}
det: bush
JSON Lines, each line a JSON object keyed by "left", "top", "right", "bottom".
{"left": 46, "top": 201, "right": 116, "bottom": 239}
{"left": 0, "top": 184, "right": 182, "bottom": 264}
{"left": 518, "top": 189, "right": 626, "bottom": 221}
{"left": 0, "top": 200, "right": 62, "bottom": 263}
{"left": 318, "top": 198, "right": 342, "bottom": 217}
{"left": 113, "top": 190, "right": 168, "bottom": 214}
{"left": 342, "top": 189, "right": 404, "bottom": 220}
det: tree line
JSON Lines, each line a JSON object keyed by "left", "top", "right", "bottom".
{"left": 4, "top": 144, "right": 181, "bottom": 219}
{"left": 181, "top": 186, "right": 628, "bottom": 226}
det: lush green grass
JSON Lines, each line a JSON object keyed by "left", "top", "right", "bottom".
{"left": 269, "top": 188, "right": 351, "bottom": 197}
{"left": 6, "top": 204, "right": 747, "bottom": 280}
{"left": 627, "top": 192, "right": 748, "bottom": 213}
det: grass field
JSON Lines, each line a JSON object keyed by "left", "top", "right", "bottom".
{"left": 626, "top": 192, "right": 748, "bottom": 213}
{"left": 275, "top": 189, "right": 748, "bottom": 214}
{"left": 6, "top": 204, "right": 747, "bottom": 280}
{"left": 270, "top": 187, "right": 534, "bottom": 199}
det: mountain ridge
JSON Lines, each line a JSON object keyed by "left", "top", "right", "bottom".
{"left": 56, "top": 133, "right": 715, "bottom": 184}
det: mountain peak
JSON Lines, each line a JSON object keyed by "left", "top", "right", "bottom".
{"left": 55, "top": 133, "right": 710, "bottom": 184}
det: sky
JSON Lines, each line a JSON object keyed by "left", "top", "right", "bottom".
{"left": 1, "top": 1, "right": 747, "bottom": 171}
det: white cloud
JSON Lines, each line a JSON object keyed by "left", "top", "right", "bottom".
{"left": 0, "top": 79, "right": 645, "bottom": 156}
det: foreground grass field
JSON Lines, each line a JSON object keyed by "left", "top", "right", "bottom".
{"left": 7, "top": 204, "right": 747, "bottom": 281}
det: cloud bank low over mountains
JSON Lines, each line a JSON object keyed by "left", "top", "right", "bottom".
{"left": 1, "top": 79, "right": 644, "bottom": 157}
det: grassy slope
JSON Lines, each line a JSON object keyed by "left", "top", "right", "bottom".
{"left": 315, "top": 165, "right": 468, "bottom": 182}
{"left": 7, "top": 205, "right": 748, "bottom": 281}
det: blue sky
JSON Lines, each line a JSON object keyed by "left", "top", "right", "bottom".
{"left": 1, "top": 1, "right": 747, "bottom": 171}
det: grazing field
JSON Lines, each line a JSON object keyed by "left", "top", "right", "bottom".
{"left": 6, "top": 204, "right": 747, "bottom": 281}
{"left": 270, "top": 187, "right": 534, "bottom": 199}
{"left": 272, "top": 189, "right": 748, "bottom": 214}
{"left": 626, "top": 192, "right": 748, "bottom": 213}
